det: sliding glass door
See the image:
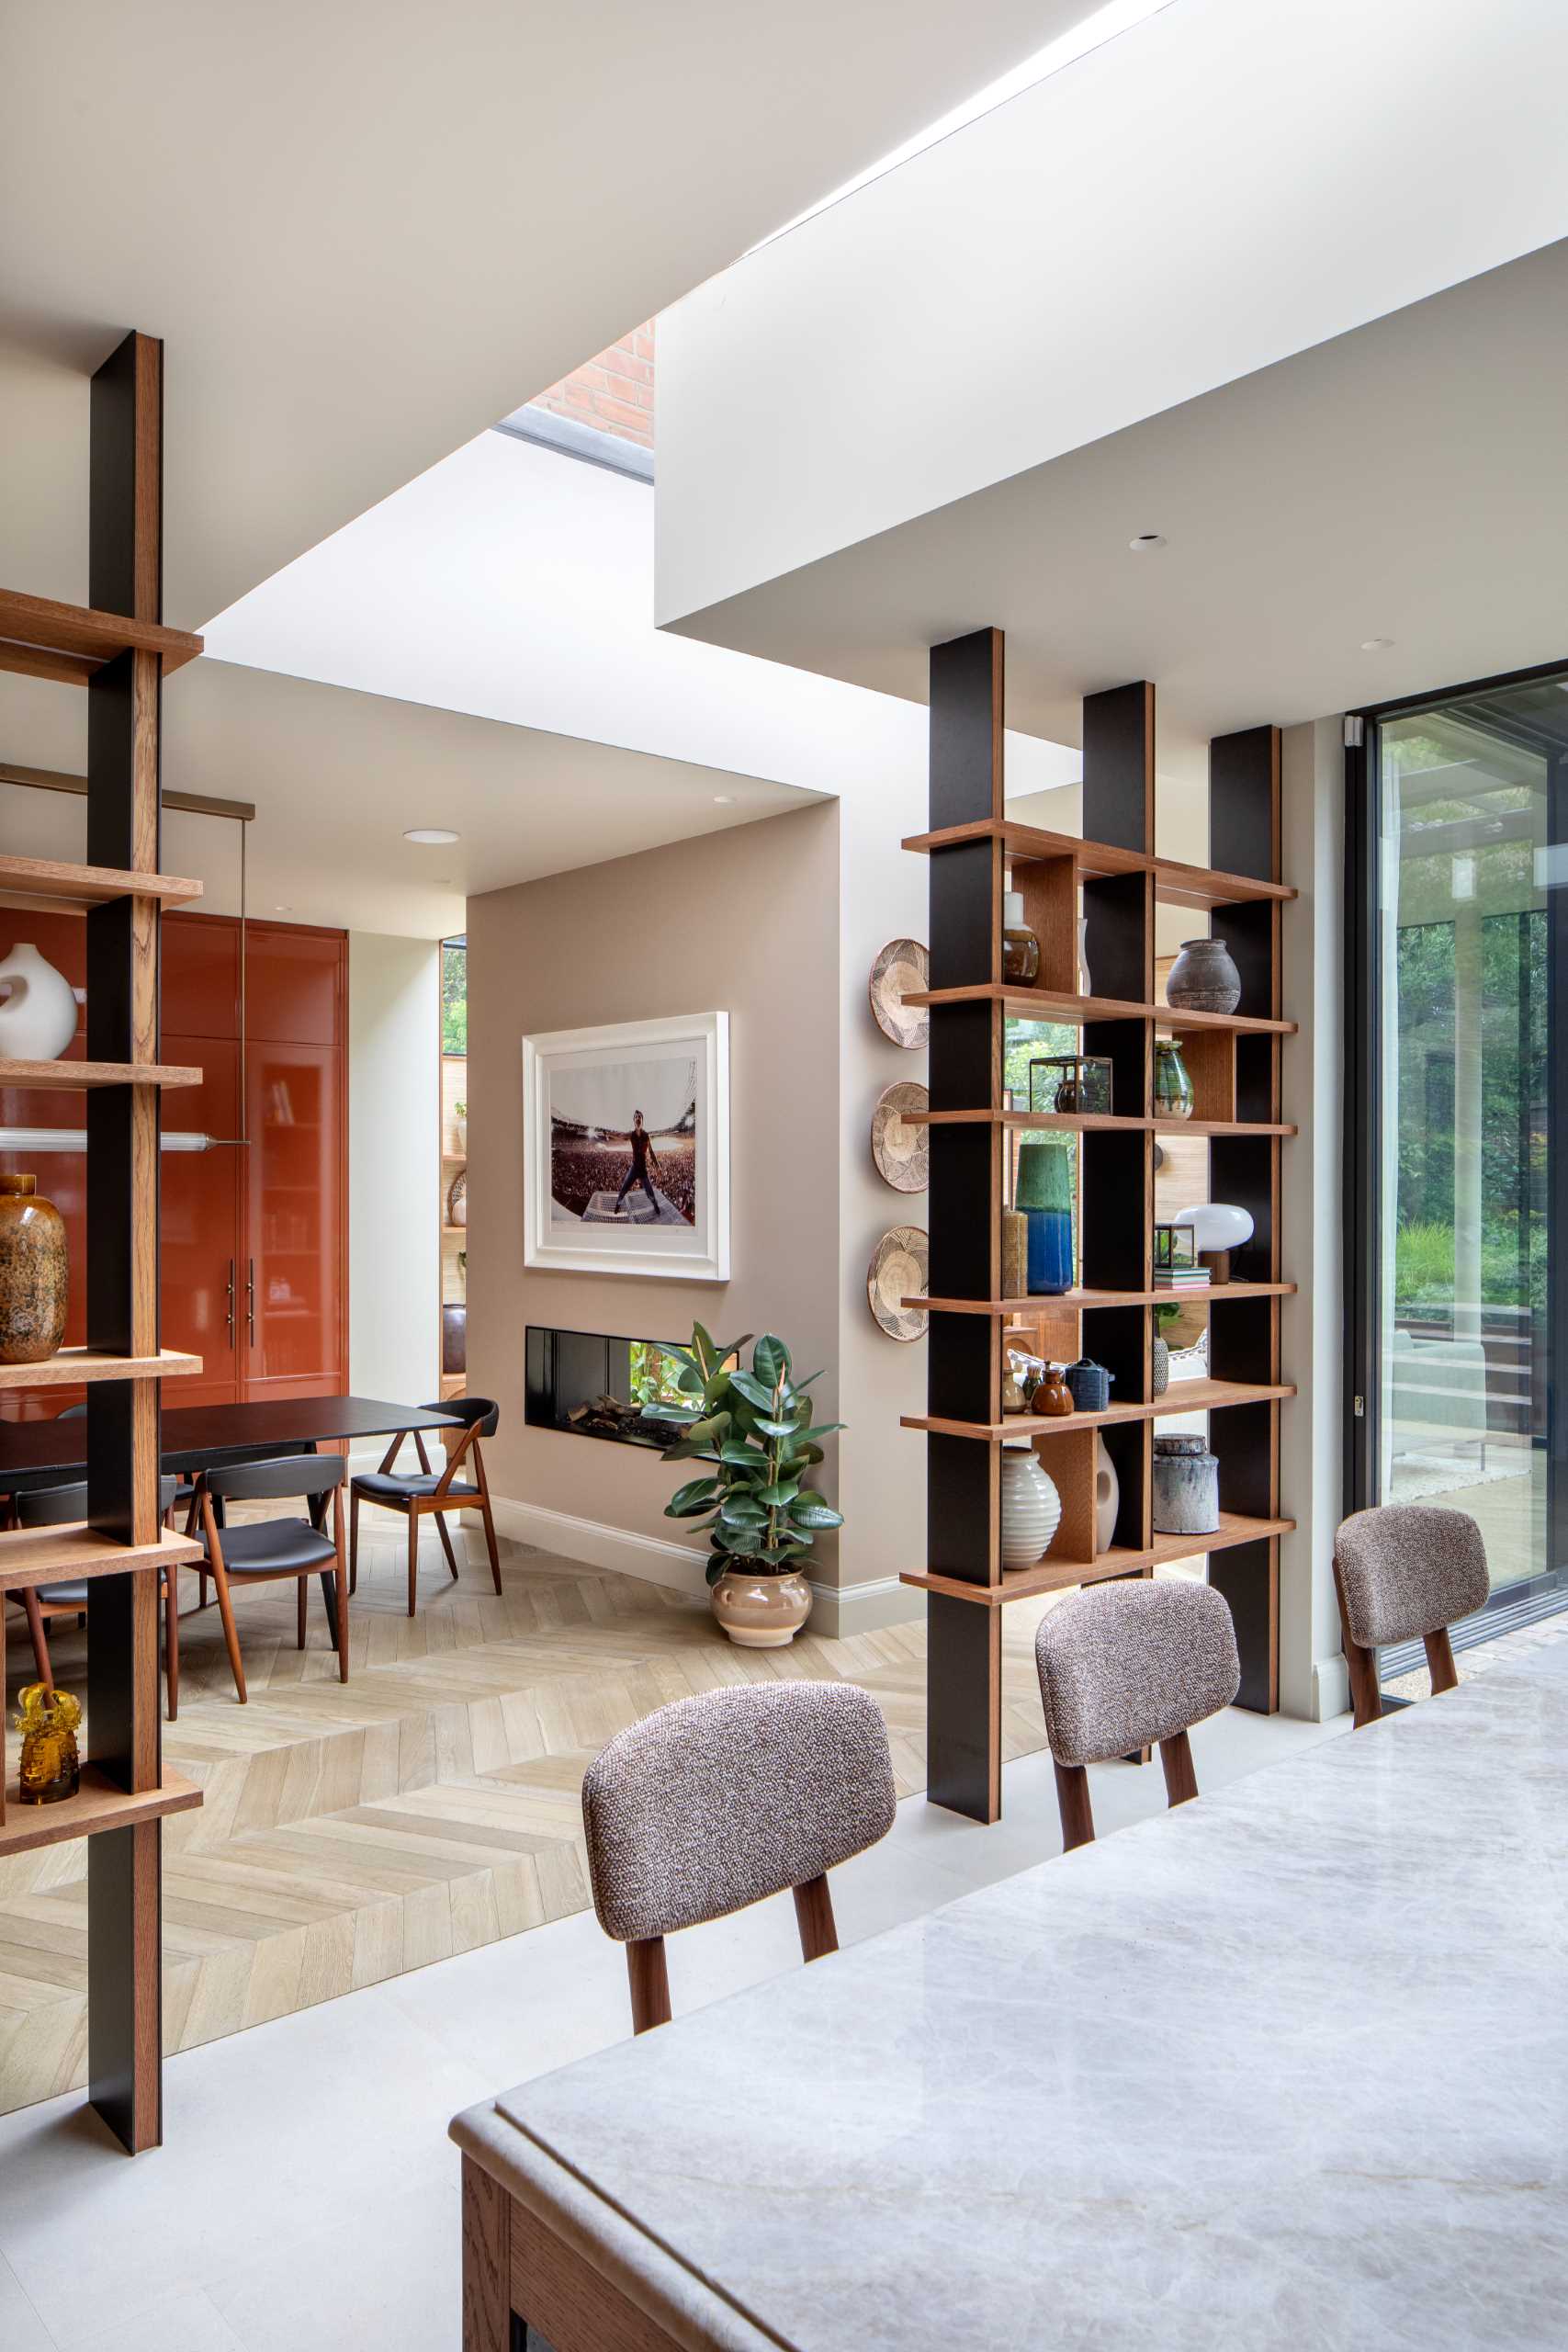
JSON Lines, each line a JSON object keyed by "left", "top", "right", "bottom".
{"left": 1349, "top": 661, "right": 1568, "bottom": 1656}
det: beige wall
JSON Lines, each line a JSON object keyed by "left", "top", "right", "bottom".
{"left": 466, "top": 803, "right": 842, "bottom": 1589}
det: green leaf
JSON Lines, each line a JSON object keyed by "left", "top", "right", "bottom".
{"left": 718, "top": 1439, "right": 768, "bottom": 1466}
{"left": 668, "top": 1476, "right": 719, "bottom": 1512}
{"left": 752, "top": 1333, "right": 792, "bottom": 1387}
{"left": 644, "top": 1400, "right": 700, "bottom": 1422}
{"left": 705, "top": 1557, "right": 728, "bottom": 1586}
{"left": 751, "top": 1416, "right": 799, "bottom": 1441}
{"left": 725, "top": 1369, "right": 776, "bottom": 1413}
{"left": 758, "top": 1479, "right": 800, "bottom": 1508}
{"left": 789, "top": 1442, "right": 825, "bottom": 1468}
{"left": 789, "top": 1498, "right": 844, "bottom": 1530}
{"left": 720, "top": 1498, "right": 768, "bottom": 1527}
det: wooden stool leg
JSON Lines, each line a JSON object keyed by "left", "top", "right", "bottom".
{"left": 296, "top": 1573, "right": 308, "bottom": 1651}
{"left": 407, "top": 1510, "right": 421, "bottom": 1618}
{"left": 1424, "top": 1625, "right": 1460, "bottom": 1696}
{"left": 209, "top": 1565, "right": 247, "bottom": 1703}
{"left": 1158, "top": 1728, "right": 1198, "bottom": 1807}
{"left": 626, "top": 1937, "right": 671, "bottom": 2033}
{"left": 793, "top": 1873, "right": 838, "bottom": 1962}
{"left": 434, "top": 1507, "right": 459, "bottom": 1579}
{"left": 479, "top": 1493, "right": 502, "bottom": 1596}
{"left": 349, "top": 1486, "right": 360, "bottom": 1596}
{"left": 1343, "top": 1634, "right": 1382, "bottom": 1728}
{"left": 21, "top": 1589, "right": 52, "bottom": 1687}
{"left": 1053, "top": 1759, "right": 1095, "bottom": 1851}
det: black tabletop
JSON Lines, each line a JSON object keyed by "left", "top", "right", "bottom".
{"left": 0, "top": 1394, "right": 462, "bottom": 1491}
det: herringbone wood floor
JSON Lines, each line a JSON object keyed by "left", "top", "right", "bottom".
{"left": 0, "top": 1517, "right": 1055, "bottom": 2116}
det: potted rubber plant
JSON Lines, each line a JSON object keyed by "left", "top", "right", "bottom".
{"left": 644, "top": 1324, "right": 843, "bottom": 1648}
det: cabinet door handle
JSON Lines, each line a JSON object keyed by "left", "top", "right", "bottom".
{"left": 247, "top": 1256, "right": 256, "bottom": 1350}
{"left": 226, "top": 1257, "right": 236, "bottom": 1351}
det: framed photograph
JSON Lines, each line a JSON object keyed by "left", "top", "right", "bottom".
{"left": 523, "top": 1012, "right": 730, "bottom": 1282}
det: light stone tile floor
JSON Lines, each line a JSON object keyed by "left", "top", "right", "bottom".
{"left": 0, "top": 1702, "right": 1347, "bottom": 2352}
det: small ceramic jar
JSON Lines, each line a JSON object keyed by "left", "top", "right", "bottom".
{"left": 1031, "top": 1364, "right": 1075, "bottom": 1418}
{"left": 1152, "top": 1432, "right": 1220, "bottom": 1534}
{"left": 1167, "top": 937, "right": 1241, "bottom": 1014}
{"left": 1066, "top": 1356, "right": 1113, "bottom": 1413}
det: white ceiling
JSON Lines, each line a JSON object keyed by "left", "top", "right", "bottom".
{"left": 0, "top": 0, "right": 1084, "bottom": 628}
{"left": 0, "top": 658, "right": 818, "bottom": 937}
{"left": 658, "top": 239, "right": 1568, "bottom": 776}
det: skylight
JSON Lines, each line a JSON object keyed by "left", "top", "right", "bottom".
{"left": 756, "top": 0, "right": 1176, "bottom": 249}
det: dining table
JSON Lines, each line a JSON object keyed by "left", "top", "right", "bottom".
{"left": 451, "top": 1635, "right": 1568, "bottom": 2351}
{"left": 0, "top": 1392, "right": 463, "bottom": 1494}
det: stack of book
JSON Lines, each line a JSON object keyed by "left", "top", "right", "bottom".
{"left": 1155, "top": 1264, "right": 1211, "bottom": 1292}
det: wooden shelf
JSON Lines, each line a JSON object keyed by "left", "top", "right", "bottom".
{"left": 0, "top": 1522, "right": 203, "bottom": 1598}
{"left": 441, "top": 1225, "right": 468, "bottom": 1238}
{"left": 0, "top": 589, "right": 202, "bottom": 687}
{"left": 903, "top": 1378, "right": 1296, "bottom": 1442}
{"left": 900, "top": 818, "right": 1297, "bottom": 909}
{"left": 0, "top": 1766, "right": 202, "bottom": 1859}
{"left": 914, "top": 1283, "right": 1297, "bottom": 1315}
{"left": 901, "top": 1514, "right": 1296, "bottom": 1607}
{"left": 0, "top": 1347, "right": 200, "bottom": 1390}
{"left": 906, "top": 1108, "right": 1297, "bottom": 1136}
{"left": 0, "top": 1057, "right": 201, "bottom": 1090}
{"left": 900, "top": 983, "right": 1296, "bottom": 1035}
{"left": 0, "top": 854, "right": 202, "bottom": 910}
{"left": 441, "top": 1153, "right": 468, "bottom": 1166}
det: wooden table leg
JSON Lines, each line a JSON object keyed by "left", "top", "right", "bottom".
{"left": 462, "top": 2154, "right": 512, "bottom": 2352}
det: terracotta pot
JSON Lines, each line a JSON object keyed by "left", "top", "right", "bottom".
{"left": 0, "top": 1173, "right": 68, "bottom": 1364}
{"left": 711, "top": 1566, "right": 813, "bottom": 1648}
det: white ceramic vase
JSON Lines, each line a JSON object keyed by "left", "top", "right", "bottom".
{"left": 1000, "top": 1444, "right": 1061, "bottom": 1568}
{"left": 0, "top": 944, "right": 79, "bottom": 1061}
{"left": 1094, "top": 1433, "right": 1120, "bottom": 1551}
{"left": 1077, "top": 916, "right": 1092, "bottom": 997}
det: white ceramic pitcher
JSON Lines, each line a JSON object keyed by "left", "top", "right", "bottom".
{"left": 0, "top": 943, "right": 81, "bottom": 1061}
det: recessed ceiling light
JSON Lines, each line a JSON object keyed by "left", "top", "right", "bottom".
{"left": 713, "top": 795, "right": 736, "bottom": 805}
{"left": 403, "top": 826, "right": 460, "bottom": 845}
{"left": 1360, "top": 638, "right": 1394, "bottom": 652}
{"left": 1129, "top": 533, "right": 1166, "bottom": 553}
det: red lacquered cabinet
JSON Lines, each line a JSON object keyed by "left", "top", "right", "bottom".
{"left": 0, "top": 911, "right": 347, "bottom": 1419}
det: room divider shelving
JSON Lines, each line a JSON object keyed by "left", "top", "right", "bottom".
{"left": 902, "top": 628, "right": 1295, "bottom": 1823}
{"left": 0, "top": 330, "right": 205, "bottom": 2150}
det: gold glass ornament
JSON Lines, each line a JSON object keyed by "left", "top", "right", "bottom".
{"left": 15, "top": 1682, "right": 82, "bottom": 1805}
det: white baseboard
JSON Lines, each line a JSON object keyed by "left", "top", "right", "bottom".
{"left": 479, "top": 1495, "right": 712, "bottom": 1598}
{"left": 1313, "top": 1651, "right": 1352, "bottom": 1723}
{"left": 475, "top": 1499, "right": 924, "bottom": 1636}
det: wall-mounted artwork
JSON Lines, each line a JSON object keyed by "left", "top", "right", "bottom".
{"left": 522, "top": 1012, "right": 730, "bottom": 1283}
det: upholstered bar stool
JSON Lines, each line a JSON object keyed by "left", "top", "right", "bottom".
{"left": 1034, "top": 1579, "right": 1241, "bottom": 1851}
{"left": 581, "top": 1680, "right": 897, "bottom": 2033}
{"left": 1333, "top": 1503, "right": 1489, "bottom": 1728}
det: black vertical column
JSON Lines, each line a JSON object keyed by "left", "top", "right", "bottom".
{"left": 925, "top": 628, "right": 1004, "bottom": 1821}
{"left": 1207, "top": 724, "right": 1282, "bottom": 1712}
{"left": 85, "top": 329, "right": 167, "bottom": 2151}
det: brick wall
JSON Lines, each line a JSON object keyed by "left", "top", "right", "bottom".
{"left": 529, "top": 322, "right": 654, "bottom": 450}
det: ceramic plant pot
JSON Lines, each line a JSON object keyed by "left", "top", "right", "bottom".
{"left": 0, "top": 943, "right": 80, "bottom": 1062}
{"left": 711, "top": 1566, "right": 813, "bottom": 1648}
{"left": 1000, "top": 1445, "right": 1061, "bottom": 1568}
{"left": 1094, "top": 1433, "right": 1120, "bottom": 1551}
{"left": 1152, "top": 1433, "right": 1220, "bottom": 1535}
{"left": 1167, "top": 938, "right": 1241, "bottom": 1015}
{"left": 0, "top": 1173, "right": 68, "bottom": 1364}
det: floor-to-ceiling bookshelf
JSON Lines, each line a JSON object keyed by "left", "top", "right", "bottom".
{"left": 0, "top": 332, "right": 206, "bottom": 2146}
{"left": 901, "top": 628, "right": 1296, "bottom": 1822}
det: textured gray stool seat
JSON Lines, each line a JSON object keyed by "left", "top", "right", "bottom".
{"left": 581, "top": 1679, "right": 897, "bottom": 2032}
{"left": 1034, "top": 1579, "right": 1240, "bottom": 1850}
{"left": 1333, "top": 1503, "right": 1489, "bottom": 1727}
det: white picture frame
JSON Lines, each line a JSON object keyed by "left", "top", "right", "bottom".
{"left": 522, "top": 1012, "right": 730, "bottom": 1283}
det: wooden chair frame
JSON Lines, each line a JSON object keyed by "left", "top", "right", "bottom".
{"left": 5, "top": 1490, "right": 186, "bottom": 1718}
{"left": 195, "top": 1471, "right": 348, "bottom": 1705}
{"left": 1052, "top": 1728, "right": 1199, "bottom": 1854}
{"left": 349, "top": 1414, "right": 502, "bottom": 1617}
{"left": 626, "top": 1871, "right": 839, "bottom": 2035}
{"left": 1333, "top": 1561, "right": 1461, "bottom": 1730}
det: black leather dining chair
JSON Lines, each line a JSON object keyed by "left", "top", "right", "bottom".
{"left": 192, "top": 1454, "right": 349, "bottom": 1704}
{"left": 349, "top": 1396, "right": 502, "bottom": 1615}
{"left": 7, "top": 1475, "right": 183, "bottom": 1712}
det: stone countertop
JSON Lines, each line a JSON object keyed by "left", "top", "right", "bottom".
{"left": 457, "top": 1641, "right": 1568, "bottom": 2350}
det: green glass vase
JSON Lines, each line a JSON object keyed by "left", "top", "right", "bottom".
{"left": 1154, "top": 1040, "right": 1194, "bottom": 1120}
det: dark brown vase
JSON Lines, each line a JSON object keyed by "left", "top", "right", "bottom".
{"left": 0, "top": 1172, "right": 69, "bottom": 1364}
